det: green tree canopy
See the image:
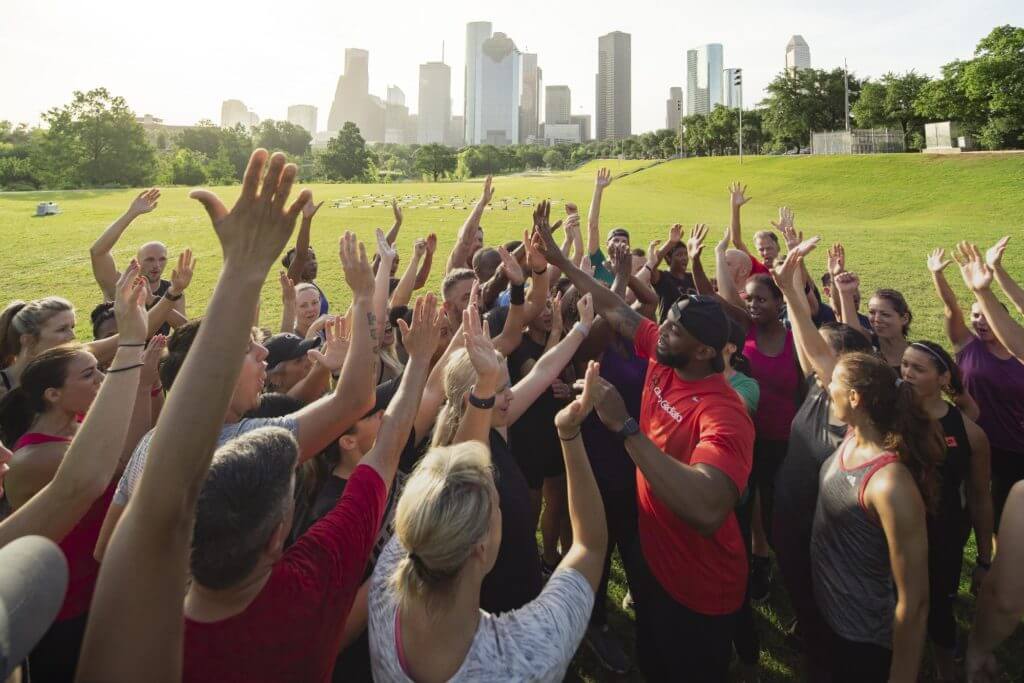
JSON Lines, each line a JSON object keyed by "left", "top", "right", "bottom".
{"left": 255, "top": 120, "right": 312, "bottom": 156}
{"left": 317, "top": 122, "right": 370, "bottom": 181}
{"left": 414, "top": 144, "right": 456, "bottom": 181}
{"left": 760, "top": 68, "right": 862, "bottom": 150}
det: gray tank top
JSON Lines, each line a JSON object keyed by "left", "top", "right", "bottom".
{"left": 810, "top": 438, "right": 898, "bottom": 649}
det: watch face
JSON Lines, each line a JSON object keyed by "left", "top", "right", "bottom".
{"left": 620, "top": 417, "right": 639, "bottom": 436}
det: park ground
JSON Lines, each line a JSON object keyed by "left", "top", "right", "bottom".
{"left": 2, "top": 153, "right": 1023, "bottom": 681}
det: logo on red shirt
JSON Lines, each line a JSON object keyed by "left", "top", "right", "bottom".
{"left": 945, "top": 435, "right": 958, "bottom": 448}
{"left": 651, "top": 384, "right": 683, "bottom": 423}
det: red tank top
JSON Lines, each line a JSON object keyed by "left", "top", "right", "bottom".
{"left": 13, "top": 432, "right": 116, "bottom": 621}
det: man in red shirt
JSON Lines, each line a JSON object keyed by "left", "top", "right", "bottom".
{"left": 535, "top": 211, "right": 754, "bottom": 681}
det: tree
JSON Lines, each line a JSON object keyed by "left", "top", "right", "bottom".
{"left": 414, "top": 144, "right": 456, "bottom": 180}
{"left": 761, "top": 68, "right": 862, "bottom": 150}
{"left": 218, "top": 124, "right": 254, "bottom": 180}
{"left": 177, "top": 121, "right": 222, "bottom": 158}
{"left": 852, "top": 71, "right": 931, "bottom": 149}
{"left": 168, "top": 149, "right": 208, "bottom": 185}
{"left": 542, "top": 149, "right": 567, "bottom": 170}
{"left": 34, "top": 88, "right": 155, "bottom": 187}
{"left": 255, "top": 120, "right": 312, "bottom": 156}
{"left": 317, "top": 122, "right": 370, "bottom": 181}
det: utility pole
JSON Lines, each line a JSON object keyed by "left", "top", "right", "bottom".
{"left": 733, "top": 69, "right": 744, "bottom": 163}
{"left": 844, "top": 58, "right": 850, "bottom": 132}
{"left": 677, "top": 99, "right": 683, "bottom": 158}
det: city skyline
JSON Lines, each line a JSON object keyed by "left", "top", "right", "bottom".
{"left": 2, "top": 0, "right": 1020, "bottom": 135}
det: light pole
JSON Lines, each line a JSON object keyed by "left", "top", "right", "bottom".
{"left": 733, "top": 69, "right": 744, "bottom": 163}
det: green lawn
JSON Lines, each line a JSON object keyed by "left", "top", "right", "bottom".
{"left": 2, "top": 153, "right": 1023, "bottom": 681}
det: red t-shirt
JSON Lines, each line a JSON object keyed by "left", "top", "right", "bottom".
{"left": 749, "top": 254, "right": 771, "bottom": 276}
{"left": 633, "top": 319, "right": 755, "bottom": 615}
{"left": 184, "top": 464, "right": 387, "bottom": 683}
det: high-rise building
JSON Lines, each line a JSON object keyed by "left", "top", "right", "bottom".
{"left": 384, "top": 86, "right": 409, "bottom": 144}
{"left": 287, "top": 105, "right": 317, "bottom": 134}
{"left": 448, "top": 116, "right": 465, "bottom": 147}
{"left": 666, "top": 87, "right": 682, "bottom": 130}
{"left": 327, "top": 48, "right": 386, "bottom": 141}
{"left": 464, "top": 21, "right": 493, "bottom": 145}
{"left": 723, "top": 69, "right": 742, "bottom": 108}
{"left": 545, "top": 85, "right": 571, "bottom": 125}
{"left": 519, "top": 53, "right": 541, "bottom": 143}
{"left": 221, "top": 99, "right": 258, "bottom": 129}
{"left": 685, "top": 43, "right": 724, "bottom": 116}
{"left": 465, "top": 30, "right": 521, "bottom": 146}
{"left": 786, "top": 35, "right": 811, "bottom": 74}
{"left": 418, "top": 61, "right": 452, "bottom": 145}
{"left": 571, "top": 114, "right": 592, "bottom": 142}
{"left": 596, "top": 31, "right": 631, "bottom": 141}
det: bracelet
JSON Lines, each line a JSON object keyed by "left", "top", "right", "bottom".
{"left": 106, "top": 363, "right": 144, "bottom": 374}
{"left": 164, "top": 291, "right": 183, "bottom": 302}
{"left": 572, "top": 322, "right": 591, "bottom": 337}
{"left": 532, "top": 266, "right": 548, "bottom": 275}
{"left": 559, "top": 430, "right": 581, "bottom": 441}
{"left": 150, "top": 384, "right": 163, "bottom": 397}
{"left": 641, "top": 263, "right": 653, "bottom": 273}
{"left": 118, "top": 343, "right": 146, "bottom": 348}
{"left": 467, "top": 391, "right": 496, "bottom": 409}
{"left": 509, "top": 283, "right": 526, "bottom": 305}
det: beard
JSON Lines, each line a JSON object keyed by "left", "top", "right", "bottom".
{"left": 656, "top": 346, "right": 690, "bottom": 369}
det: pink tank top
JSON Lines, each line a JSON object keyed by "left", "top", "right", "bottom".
{"left": 743, "top": 326, "right": 799, "bottom": 440}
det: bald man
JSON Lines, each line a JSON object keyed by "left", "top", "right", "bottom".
{"left": 90, "top": 189, "right": 186, "bottom": 330}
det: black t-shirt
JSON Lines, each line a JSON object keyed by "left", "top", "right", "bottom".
{"left": 508, "top": 336, "right": 564, "bottom": 456}
{"left": 654, "top": 271, "right": 697, "bottom": 322}
{"left": 773, "top": 376, "right": 846, "bottom": 555}
{"left": 148, "top": 279, "right": 172, "bottom": 335}
{"left": 479, "top": 429, "right": 543, "bottom": 615}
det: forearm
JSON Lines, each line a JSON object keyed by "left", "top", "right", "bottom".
{"left": 587, "top": 188, "right": 603, "bottom": 255}
{"left": 414, "top": 251, "right": 432, "bottom": 290}
{"left": 994, "top": 266, "right": 1024, "bottom": 316}
{"left": 120, "top": 384, "right": 153, "bottom": 471}
{"left": 969, "top": 487, "right": 994, "bottom": 563}
{"left": 691, "top": 258, "right": 714, "bottom": 296}
{"left": 390, "top": 255, "right": 423, "bottom": 309}
{"left": 480, "top": 270, "right": 509, "bottom": 311}
{"left": 889, "top": 595, "right": 928, "bottom": 682}
{"left": 287, "top": 362, "right": 331, "bottom": 404}
{"left": 715, "top": 249, "right": 743, "bottom": 307}
{"left": 362, "top": 356, "right": 430, "bottom": 482}
{"left": 730, "top": 206, "right": 749, "bottom": 254}
{"left": 556, "top": 259, "right": 640, "bottom": 339}
{"left": 839, "top": 288, "right": 871, "bottom": 338}
{"left": 782, "top": 281, "right": 837, "bottom": 381}
{"left": 373, "top": 256, "right": 394, "bottom": 339}
{"left": 457, "top": 198, "right": 486, "bottom": 246}
{"left": 561, "top": 436, "right": 607, "bottom": 589}
{"left": 975, "top": 289, "right": 1024, "bottom": 359}
{"left": 522, "top": 268, "right": 550, "bottom": 325}
{"left": 451, "top": 371, "right": 497, "bottom": 445}
{"left": 628, "top": 275, "right": 658, "bottom": 306}
{"left": 287, "top": 218, "right": 312, "bottom": 282}
{"left": 280, "top": 299, "right": 296, "bottom": 334}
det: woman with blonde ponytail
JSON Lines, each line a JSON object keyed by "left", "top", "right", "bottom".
{"left": 369, "top": 361, "right": 607, "bottom": 683}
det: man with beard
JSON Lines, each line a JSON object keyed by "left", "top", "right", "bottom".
{"left": 533, "top": 212, "right": 755, "bottom": 682}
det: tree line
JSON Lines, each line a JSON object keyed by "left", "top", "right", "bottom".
{"left": 1, "top": 25, "right": 1019, "bottom": 190}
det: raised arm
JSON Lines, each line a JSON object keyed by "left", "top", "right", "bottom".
{"left": 927, "top": 248, "right": 973, "bottom": 350}
{"left": 0, "top": 267, "right": 149, "bottom": 548}
{"left": 987, "top": 236, "right": 1024, "bottom": 316}
{"left": 360, "top": 295, "right": 441, "bottom": 485}
{"left": 414, "top": 233, "right": 436, "bottom": 290}
{"left": 775, "top": 242, "right": 838, "bottom": 380}
{"left": 714, "top": 227, "right": 747, "bottom": 314}
{"left": 289, "top": 316, "right": 349, "bottom": 404}
{"left": 90, "top": 190, "right": 160, "bottom": 300}
{"left": 554, "top": 361, "right": 608, "bottom": 590}
{"left": 587, "top": 168, "right": 612, "bottom": 256}
{"left": 372, "top": 199, "right": 404, "bottom": 273}
{"left": 290, "top": 233, "right": 378, "bottom": 461}
{"left": 834, "top": 271, "right": 872, "bottom": 340}
{"left": 279, "top": 270, "right": 297, "bottom": 333}
{"left": 373, "top": 228, "right": 396, "bottom": 340}
{"left": 390, "top": 238, "right": 426, "bottom": 310}
{"left": 956, "top": 241, "right": 1024, "bottom": 361}
{"left": 446, "top": 176, "right": 493, "bottom": 273}
{"left": 727, "top": 182, "right": 752, "bottom": 256}
{"left": 77, "top": 150, "right": 312, "bottom": 683}
{"left": 286, "top": 198, "right": 321, "bottom": 283}
{"left": 687, "top": 224, "right": 715, "bottom": 297}
{"left": 451, "top": 306, "right": 500, "bottom": 445}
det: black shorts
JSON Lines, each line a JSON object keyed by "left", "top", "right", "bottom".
{"left": 513, "top": 438, "right": 565, "bottom": 490}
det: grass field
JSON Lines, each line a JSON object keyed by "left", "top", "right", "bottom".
{"left": 2, "top": 153, "right": 1023, "bottom": 681}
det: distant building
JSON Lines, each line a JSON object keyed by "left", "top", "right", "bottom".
{"left": 544, "top": 123, "right": 582, "bottom": 145}
{"left": 786, "top": 35, "right": 811, "bottom": 74}
{"left": 221, "top": 100, "right": 258, "bottom": 129}
{"left": 723, "top": 69, "right": 742, "bottom": 109}
{"left": 545, "top": 85, "right": 571, "bottom": 125}
{"left": 685, "top": 43, "right": 723, "bottom": 116}
{"left": 666, "top": 87, "right": 682, "bottom": 130}
{"left": 135, "top": 115, "right": 197, "bottom": 147}
{"left": 418, "top": 61, "right": 452, "bottom": 145}
{"left": 596, "top": 31, "right": 631, "bottom": 140}
{"left": 287, "top": 105, "right": 317, "bottom": 134}
{"left": 519, "top": 53, "right": 542, "bottom": 144}
{"left": 384, "top": 86, "right": 409, "bottom": 144}
{"left": 469, "top": 31, "right": 521, "bottom": 146}
{"left": 571, "top": 114, "right": 591, "bottom": 142}
{"left": 464, "top": 21, "right": 493, "bottom": 145}
{"left": 448, "top": 116, "right": 465, "bottom": 147}
{"left": 327, "top": 48, "right": 385, "bottom": 141}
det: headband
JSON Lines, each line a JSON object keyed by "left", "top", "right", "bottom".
{"left": 909, "top": 342, "right": 949, "bottom": 374}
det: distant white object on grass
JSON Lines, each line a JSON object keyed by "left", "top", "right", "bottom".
{"left": 35, "top": 202, "right": 59, "bottom": 216}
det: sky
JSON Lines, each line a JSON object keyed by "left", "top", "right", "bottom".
{"left": 2, "top": 0, "right": 1021, "bottom": 135}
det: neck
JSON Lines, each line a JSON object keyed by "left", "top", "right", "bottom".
{"left": 526, "top": 327, "right": 547, "bottom": 345}
{"left": 878, "top": 335, "right": 905, "bottom": 352}
{"left": 335, "top": 451, "right": 361, "bottom": 479}
{"left": 670, "top": 265, "right": 688, "bottom": 277}
{"left": 185, "top": 566, "right": 274, "bottom": 622}
{"left": 32, "top": 408, "right": 78, "bottom": 437}
{"left": 983, "top": 336, "right": 1008, "bottom": 356}
{"left": 757, "top": 316, "right": 783, "bottom": 333}
{"left": 849, "top": 415, "right": 886, "bottom": 452}
{"left": 673, "top": 363, "right": 716, "bottom": 382}
{"left": 919, "top": 391, "right": 948, "bottom": 419}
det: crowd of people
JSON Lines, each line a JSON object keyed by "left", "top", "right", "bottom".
{"left": 0, "top": 150, "right": 1022, "bottom": 683}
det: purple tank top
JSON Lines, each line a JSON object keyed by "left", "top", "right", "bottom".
{"left": 581, "top": 343, "right": 646, "bottom": 491}
{"left": 956, "top": 336, "right": 1024, "bottom": 452}
{"left": 744, "top": 326, "right": 799, "bottom": 440}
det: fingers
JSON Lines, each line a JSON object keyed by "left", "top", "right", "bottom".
{"left": 239, "top": 149, "right": 269, "bottom": 201}
{"left": 259, "top": 152, "right": 287, "bottom": 207}
{"left": 286, "top": 189, "right": 314, "bottom": 224}
{"left": 189, "top": 190, "right": 229, "bottom": 223}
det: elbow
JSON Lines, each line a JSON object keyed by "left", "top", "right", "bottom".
{"left": 693, "top": 506, "right": 730, "bottom": 537}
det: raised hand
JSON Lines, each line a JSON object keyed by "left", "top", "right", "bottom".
{"left": 308, "top": 316, "right": 350, "bottom": 372}
{"left": 985, "top": 236, "right": 1010, "bottom": 270}
{"left": 526, "top": 228, "right": 550, "bottom": 273}
{"left": 391, "top": 198, "right": 403, "bottom": 225}
{"left": 927, "top": 248, "right": 952, "bottom": 273}
{"left": 780, "top": 224, "right": 803, "bottom": 251}
{"left": 302, "top": 198, "right": 324, "bottom": 220}
{"left": 577, "top": 293, "right": 595, "bottom": 326}
{"left": 339, "top": 231, "right": 374, "bottom": 298}
{"left": 562, "top": 212, "right": 581, "bottom": 241}
{"left": 666, "top": 223, "right": 683, "bottom": 246}
{"left": 595, "top": 168, "right": 613, "bottom": 190}
{"left": 609, "top": 241, "right": 632, "bottom": 279}
{"left": 550, "top": 292, "right": 564, "bottom": 332}
{"left": 715, "top": 226, "right": 731, "bottom": 256}
{"left": 129, "top": 188, "right": 161, "bottom": 217}
{"left": 827, "top": 242, "right": 846, "bottom": 277}
{"left": 462, "top": 304, "right": 499, "bottom": 381}
{"left": 728, "top": 182, "right": 751, "bottom": 209}
{"left": 687, "top": 224, "right": 709, "bottom": 262}
{"left": 399, "top": 294, "right": 443, "bottom": 361}
{"left": 190, "top": 149, "right": 310, "bottom": 272}
{"left": 141, "top": 334, "right": 168, "bottom": 389}
{"left": 375, "top": 227, "right": 397, "bottom": 262}
{"left": 279, "top": 271, "right": 296, "bottom": 304}
{"left": 587, "top": 374, "right": 631, "bottom": 432}
{"left": 646, "top": 239, "right": 663, "bottom": 268}
{"left": 497, "top": 246, "right": 525, "bottom": 286}
{"left": 530, "top": 201, "right": 566, "bottom": 266}
{"left": 565, "top": 202, "right": 579, "bottom": 215}
{"left": 412, "top": 238, "right": 428, "bottom": 260}
{"left": 772, "top": 249, "right": 803, "bottom": 291}
{"left": 789, "top": 235, "right": 821, "bottom": 258}
{"left": 113, "top": 260, "right": 149, "bottom": 344}
{"left": 305, "top": 314, "right": 334, "bottom": 341}
{"left": 771, "top": 206, "right": 795, "bottom": 233}
{"left": 169, "top": 248, "right": 196, "bottom": 296}
{"left": 480, "top": 175, "right": 495, "bottom": 204}
{"left": 555, "top": 360, "right": 600, "bottom": 435}
{"left": 834, "top": 271, "right": 861, "bottom": 294}
{"left": 954, "top": 241, "right": 994, "bottom": 292}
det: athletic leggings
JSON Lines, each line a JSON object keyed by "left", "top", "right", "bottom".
{"left": 752, "top": 438, "right": 789, "bottom": 546}
{"left": 829, "top": 633, "right": 892, "bottom": 683}
{"left": 591, "top": 481, "right": 638, "bottom": 626}
{"left": 927, "top": 514, "right": 970, "bottom": 650}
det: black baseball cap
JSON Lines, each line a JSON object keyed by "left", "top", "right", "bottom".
{"left": 264, "top": 333, "right": 321, "bottom": 371}
{"left": 607, "top": 227, "right": 630, "bottom": 242}
{"left": 363, "top": 376, "right": 401, "bottom": 419}
{"left": 671, "top": 295, "right": 729, "bottom": 372}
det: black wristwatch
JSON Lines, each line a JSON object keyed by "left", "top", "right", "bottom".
{"left": 615, "top": 417, "right": 640, "bottom": 438}
{"left": 164, "top": 290, "right": 183, "bottom": 302}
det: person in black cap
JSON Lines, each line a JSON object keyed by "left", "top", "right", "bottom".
{"left": 264, "top": 332, "right": 321, "bottom": 395}
{"left": 534, "top": 220, "right": 755, "bottom": 683}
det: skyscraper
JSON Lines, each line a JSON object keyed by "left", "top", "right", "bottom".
{"left": 666, "top": 87, "right": 682, "bottom": 130}
{"left": 685, "top": 43, "right": 724, "bottom": 116}
{"left": 287, "top": 105, "right": 317, "bottom": 134}
{"left": 519, "top": 53, "right": 541, "bottom": 143}
{"left": 448, "top": 116, "right": 465, "bottom": 147}
{"left": 465, "top": 30, "right": 521, "bottom": 146}
{"left": 571, "top": 114, "right": 591, "bottom": 142}
{"left": 418, "top": 61, "right": 452, "bottom": 145}
{"left": 545, "top": 85, "right": 571, "bottom": 125}
{"left": 464, "top": 21, "right": 493, "bottom": 145}
{"left": 221, "top": 100, "right": 258, "bottom": 129}
{"left": 385, "top": 86, "right": 409, "bottom": 144}
{"left": 328, "top": 48, "right": 375, "bottom": 136}
{"left": 723, "top": 69, "right": 742, "bottom": 108}
{"left": 786, "top": 35, "right": 811, "bottom": 74}
{"left": 595, "top": 31, "right": 631, "bottom": 140}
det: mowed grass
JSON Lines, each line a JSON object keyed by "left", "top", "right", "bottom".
{"left": 2, "top": 154, "right": 1024, "bottom": 681}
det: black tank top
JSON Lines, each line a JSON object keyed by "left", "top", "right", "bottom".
{"left": 148, "top": 279, "right": 173, "bottom": 335}
{"left": 934, "top": 405, "right": 972, "bottom": 523}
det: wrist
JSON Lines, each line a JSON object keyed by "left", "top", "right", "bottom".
{"left": 473, "top": 372, "right": 498, "bottom": 395}
{"left": 572, "top": 321, "right": 591, "bottom": 337}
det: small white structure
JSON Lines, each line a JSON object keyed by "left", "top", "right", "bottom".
{"left": 35, "top": 202, "right": 59, "bottom": 216}
{"left": 924, "top": 121, "right": 976, "bottom": 154}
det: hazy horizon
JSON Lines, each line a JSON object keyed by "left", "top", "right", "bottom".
{"left": 2, "top": 0, "right": 1021, "bottom": 136}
